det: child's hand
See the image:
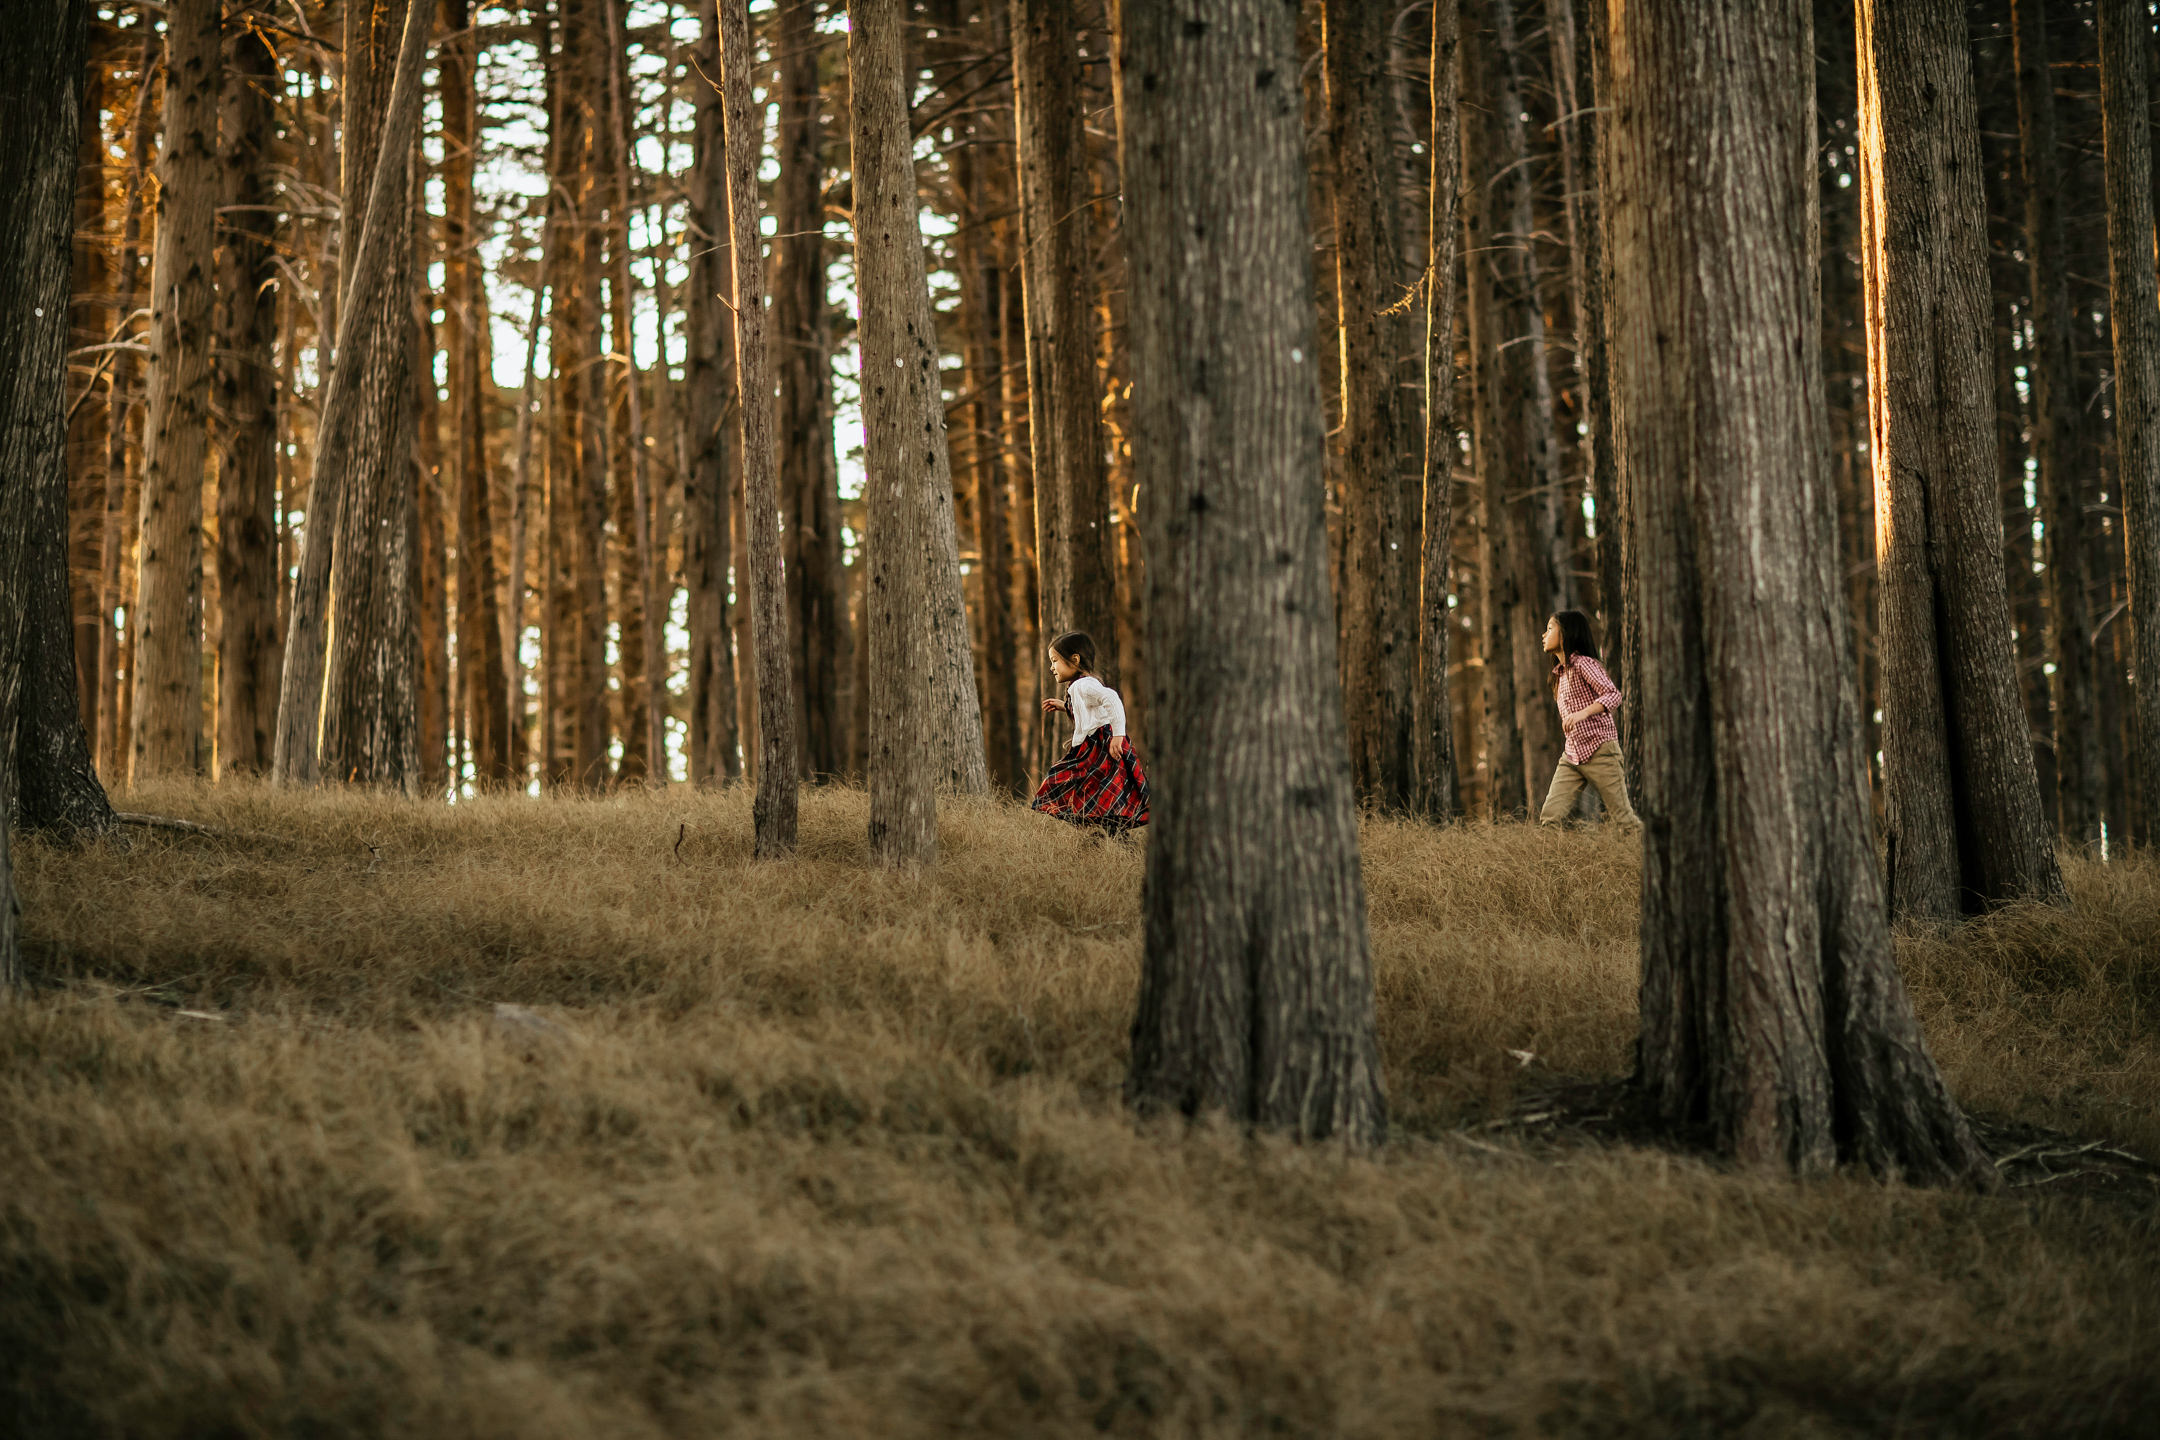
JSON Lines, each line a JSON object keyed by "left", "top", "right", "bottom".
{"left": 1109, "top": 735, "right": 1129, "bottom": 758}
{"left": 1040, "top": 697, "right": 1065, "bottom": 715}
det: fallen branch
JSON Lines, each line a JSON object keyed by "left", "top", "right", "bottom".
{"left": 113, "top": 813, "right": 290, "bottom": 844}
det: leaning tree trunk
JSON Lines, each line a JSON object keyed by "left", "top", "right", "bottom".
{"left": 131, "top": 0, "right": 223, "bottom": 783}
{"left": 718, "top": 0, "right": 801, "bottom": 855}
{"left": 1116, "top": 0, "right": 1387, "bottom": 1148}
{"left": 1857, "top": 0, "right": 2067, "bottom": 918}
{"left": 215, "top": 2, "right": 284, "bottom": 778}
{"left": 2012, "top": 0, "right": 2103, "bottom": 845}
{"left": 1605, "top": 0, "right": 1997, "bottom": 1186}
{"left": 1416, "top": 0, "right": 1462, "bottom": 822}
{"left": 1013, "top": 0, "right": 1117, "bottom": 689}
{"left": 2100, "top": 0, "right": 2160, "bottom": 848}
{"left": 773, "top": 0, "right": 846, "bottom": 781}
{"left": 1325, "top": 0, "right": 1421, "bottom": 814}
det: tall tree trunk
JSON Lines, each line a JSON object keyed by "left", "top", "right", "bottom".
{"left": 686, "top": 0, "right": 741, "bottom": 786}
{"left": 1856, "top": 0, "right": 2067, "bottom": 917}
{"left": 131, "top": 0, "right": 223, "bottom": 782}
{"left": 216, "top": 4, "right": 284, "bottom": 778}
{"left": 773, "top": 0, "right": 845, "bottom": 781}
{"left": 1417, "top": 0, "right": 1462, "bottom": 821}
{"left": 1324, "top": 0, "right": 1420, "bottom": 813}
{"left": 718, "top": 0, "right": 801, "bottom": 853}
{"left": 1607, "top": 0, "right": 1995, "bottom": 1187}
{"left": 1116, "top": 0, "right": 1387, "bottom": 1147}
{"left": 444, "top": 0, "right": 512, "bottom": 786}
{"left": 68, "top": 54, "right": 106, "bottom": 750}
{"left": 413, "top": 266, "right": 450, "bottom": 794}
{"left": 2100, "top": 0, "right": 2160, "bottom": 847}
{"left": 1013, "top": 0, "right": 1116, "bottom": 688}
{"left": 2013, "top": 0, "right": 2103, "bottom": 844}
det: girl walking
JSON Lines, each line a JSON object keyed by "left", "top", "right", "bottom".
{"left": 1031, "top": 631, "right": 1149, "bottom": 834}
{"left": 1538, "top": 610, "right": 1640, "bottom": 831}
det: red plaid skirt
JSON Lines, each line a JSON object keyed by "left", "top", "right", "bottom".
{"left": 1031, "top": 725, "right": 1150, "bottom": 833}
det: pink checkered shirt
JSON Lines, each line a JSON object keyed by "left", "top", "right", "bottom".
{"left": 1553, "top": 654, "right": 1622, "bottom": 766}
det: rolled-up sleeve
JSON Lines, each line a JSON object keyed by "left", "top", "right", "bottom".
{"left": 1580, "top": 657, "right": 1622, "bottom": 713}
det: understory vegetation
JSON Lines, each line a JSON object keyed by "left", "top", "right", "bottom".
{"left": 4, "top": 784, "right": 2156, "bottom": 1437}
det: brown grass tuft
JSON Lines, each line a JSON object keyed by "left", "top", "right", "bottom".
{"left": 4, "top": 783, "right": 2155, "bottom": 1437}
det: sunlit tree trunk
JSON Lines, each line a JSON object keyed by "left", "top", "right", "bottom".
{"left": 1606, "top": 0, "right": 1995, "bottom": 1186}
{"left": 131, "top": 0, "right": 222, "bottom": 782}
{"left": 1417, "top": 0, "right": 1462, "bottom": 822}
{"left": 1856, "top": 0, "right": 2067, "bottom": 916}
{"left": 67, "top": 55, "right": 106, "bottom": 749}
{"left": 1116, "top": 0, "right": 1386, "bottom": 1147}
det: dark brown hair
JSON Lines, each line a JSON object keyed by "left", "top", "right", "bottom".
{"left": 1050, "top": 631, "right": 1097, "bottom": 677}
{"left": 1548, "top": 610, "right": 1600, "bottom": 694}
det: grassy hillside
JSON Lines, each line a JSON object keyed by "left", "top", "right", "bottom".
{"left": 4, "top": 783, "right": 2155, "bottom": 1437}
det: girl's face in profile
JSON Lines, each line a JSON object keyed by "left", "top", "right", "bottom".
{"left": 1542, "top": 616, "right": 1563, "bottom": 655}
{"left": 1049, "top": 649, "right": 1079, "bottom": 684}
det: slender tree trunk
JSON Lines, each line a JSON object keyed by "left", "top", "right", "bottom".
{"left": 687, "top": 0, "right": 741, "bottom": 785}
{"left": 413, "top": 264, "right": 451, "bottom": 794}
{"left": 131, "top": 0, "right": 223, "bottom": 782}
{"left": 506, "top": 204, "right": 555, "bottom": 788}
{"left": 2013, "top": 0, "right": 2103, "bottom": 844}
{"left": 1856, "top": 0, "right": 2067, "bottom": 917}
{"left": 1417, "top": 0, "right": 1462, "bottom": 822}
{"left": 67, "top": 56, "right": 106, "bottom": 749}
{"left": 1606, "top": 0, "right": 1995, "bottom": 1187}
{"left": 718, "top": 0, "right": 801, "bottom": 852}
{"left": 215, "top": 4, "right": 284, "bottom": 778}
{"left": 1324, "top": 0, "right": 1420, "bottom": 813}
{"left": 2100, "top": 0, "right": 2160, "bottom": 847}
{"left": 1115, "top": 0, "right": 1387, "bottom": 1147}
{"left": 1013, "top": 0, "right": 1116, "bottom": 687}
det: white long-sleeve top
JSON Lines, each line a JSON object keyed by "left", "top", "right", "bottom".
{"left": 1064, "top": 675, "right": 1126, "bottom": 746}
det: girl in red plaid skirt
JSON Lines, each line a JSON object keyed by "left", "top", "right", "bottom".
{"left": 1032, "top": 631, "right": 1150, "bottom": 834}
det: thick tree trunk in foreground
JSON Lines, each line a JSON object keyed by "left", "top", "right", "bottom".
{"left": 2012, "top": 0, "right": 2102, "bottom": 844}
{"left": 216, "top": 6, "right": 285, "bottom": 778}
{"left": 1417, "top": 0, "right": 1462, "bottom": 822}
{"left": 1116, "top": 0, "right": 1386, "bottom": 1147}
{"left": 1326, "top": 0, "right": 1420, "bottom": 813}
{"left": 131, "top": 0, "right": 223, "bottom": 782}
{"left": 1857, "top": 0, "right": 2066, "bottom": 917}
{"left": 687, "top": 0, "right": 741, "bottom": 787}
{"left": 1606, "top": 0, "right": 1995, "bottom": 1186}
{"left": 1013, "top": 0, "right": 1116, "bottom": 687}
{"left": 2100, "top": 0, "right": 2160, "bottom": 848}
{"left": 773, "top": 0, "right": 846, "bottom": 781}
{"left": 719, "top": 0, "right": 801, "bottom": 855}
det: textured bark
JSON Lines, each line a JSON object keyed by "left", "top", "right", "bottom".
{"left": 1607, "top": 0, "right": 1994, "bottom": 1186}
{"left": 1857, "top": 0, "right": 2067, "bottom": 916}
{"left": 413, "top": 274, "right": 451, "bottom": 794}
{"left": 686, "top": 0, "right": 741, "bottom": 786}
{"left": 1417, "top": 0, "right": 1462, "bottom": 822}
{"left": 67, "top": 57, "right": 106, "bottom": 748}
{"left": 1115, "top": 0, "right": 1386, "bottom": 1147}
{"left": 443, "top": 0, "right": 512, "bottom": 786}
{"left": 718, "top": 0, "right": 801, "bottom": 854}
{"left": 1013, "top": 0, "right": 1116, "bottom": 688}
{"left": 2101, "top": 0, "right": 2160, "bottom": 847}
{"left": 773, "top": 0, "right": 846, "bottom": 781}
{"left": 1325, "top": 0, "right": 1420, "bottom": 813}
{"left": 2013, "top": 0, "right": 2103, "bottom": 844}
{"left": 215, "top": 6, "right": 284, "bottom": 778}
{"left": 1460, "top": 0, "right": 1529, "bottom": 818}
{"left": 131, "top": 0, "right": 223, "bottom": 781}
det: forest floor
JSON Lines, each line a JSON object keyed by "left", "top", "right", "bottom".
{"left": 4, "top": 783, "right": 2157, "bottom": 1438}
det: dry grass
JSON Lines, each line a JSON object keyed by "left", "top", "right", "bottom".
{"left": 3, "top": 782, "right": 2155, "bottom": 1438}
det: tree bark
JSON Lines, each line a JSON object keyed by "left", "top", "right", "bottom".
{"left": 215, "top": 4, "right": 285, "bottom": 778}
{"left": 1115, "top": 0, "right": 1386, "bottom": 1146}
{"left": 773, "top": 0, "right": 846, "bottom": 782}
{"left": 1013, "top": 0, "right": 1116, "bottom": 688}
{"left": 2100, "top": 0, "right": 2160, "bottom": 848}
{"left": 131, "top": 0, "right": 223, "bottom": 782}
{"left": 1418, "top": 0, "right": 1462, "bottom": 822}
{"left": 2012, "top": 0, "right": 2103, "bottom": 844}
{"left": 1325, "top": 0, "right": 1420, "bottom": 813}
{"left": 67, "top": 55, "right": 106, "bottom": 751}
{"left": 686, "top": 0, "right": 742, "bottom": 787}
{"left": 718, "top": 0, "right": 801, "bottom": 854}
{"left": 1856, "top": 0, "right": 2067, "bottom": 917}
{"left": 1606, "top": 0, "right": 1995, "bottom": 1186}
{"left": 443, "top": 0, "right": 513, "bottom": 786}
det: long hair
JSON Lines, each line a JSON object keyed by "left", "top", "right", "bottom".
{"left": 1551, "top": 609, "right": 1600, "bottom": 664}
{"left": 1050, "top": 631, "right": 1097, "bottom": 678}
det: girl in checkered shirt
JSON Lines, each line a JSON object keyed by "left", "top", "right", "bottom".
{"left": 1537, "top": 610, "right": 1640, "bottom": 831}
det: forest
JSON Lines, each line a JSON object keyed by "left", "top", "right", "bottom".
{"left": 0, "top": 0, "right": 2156, "bottom": 1433}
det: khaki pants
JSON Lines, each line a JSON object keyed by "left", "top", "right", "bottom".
{"left": 1538, "top": 740, "right": 1640, "bottom": 830}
